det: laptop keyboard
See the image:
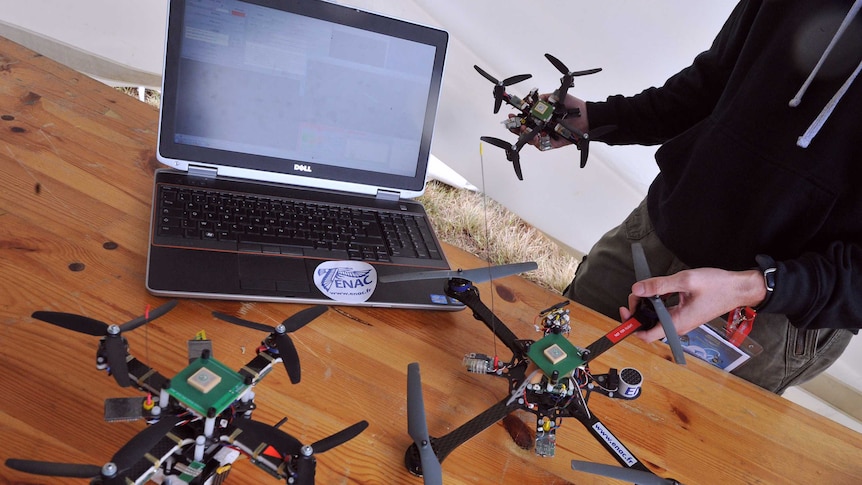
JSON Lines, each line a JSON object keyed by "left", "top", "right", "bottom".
{"left": 154, "top": 185, "right": 443, "bottom": 263}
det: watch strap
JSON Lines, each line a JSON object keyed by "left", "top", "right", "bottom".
{"left": 754, "top": 254, "right": 777, "bottom": 311}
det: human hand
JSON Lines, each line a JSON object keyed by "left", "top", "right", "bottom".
{"left": 617, "top": 267, "right": 767, "bottom": 343}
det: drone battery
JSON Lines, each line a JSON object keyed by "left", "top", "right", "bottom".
{"left": 104, "top": 397, "right": 145, "bottom": 422}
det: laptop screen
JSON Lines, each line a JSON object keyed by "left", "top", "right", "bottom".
{"left": 158, "top": 0, "right": 448, "bottom": 195}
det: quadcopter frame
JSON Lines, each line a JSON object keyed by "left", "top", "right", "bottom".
{"left": 400, "top": 243, "right": 686, "bottom": 483}
{"left": 476, "top": 53, "right": 616, "bottom": 180}
{"left": 6, "top": 303, "right": 367, "bottom": 485}
{"left": 404, "top": 276, "right": 657, "bottom": 477}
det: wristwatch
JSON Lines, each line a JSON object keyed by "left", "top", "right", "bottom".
{"left": 755, "top": 254, "right": 777, "bottom": 310}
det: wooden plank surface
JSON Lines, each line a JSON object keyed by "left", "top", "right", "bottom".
{"left": 1, "top": 35, "right": 861, "bottom": 485}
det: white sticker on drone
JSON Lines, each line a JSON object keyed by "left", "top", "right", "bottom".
{"left": 313, "top": 261, "right": 377, "bottom": 303}
{"left": 591, "top": 422, "right": 637, "bottom": 466}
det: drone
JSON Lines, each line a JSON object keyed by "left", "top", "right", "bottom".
{"left": 5, "top": 302, "right": 368, "bottom": 485}
{"left": 383, "top": 243, "right": 685, "bottom": 485}
{"left": 476, "top": 53, "right": 616, "bottom": 180}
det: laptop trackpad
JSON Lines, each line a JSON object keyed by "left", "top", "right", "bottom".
{"left": 238, "top": 254, "right": 310, "bottom": 293}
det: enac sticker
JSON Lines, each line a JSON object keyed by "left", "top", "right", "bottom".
{"left": 313, "top": 261, "right": 377, "bottom": 303}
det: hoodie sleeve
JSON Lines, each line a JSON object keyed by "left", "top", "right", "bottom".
{"left": 586, "top": 0, "right": 761, "bottom": 145}
{"left": 758, "top": 242, "right": 862, "bottom": 330}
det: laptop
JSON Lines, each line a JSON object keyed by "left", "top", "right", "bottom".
{"left": 146, "top": 0, "right": 463, "bottom": 311}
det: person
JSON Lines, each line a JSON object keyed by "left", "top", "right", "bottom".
{"left": 538, "top": 0, "right": 862, "bottom": 394}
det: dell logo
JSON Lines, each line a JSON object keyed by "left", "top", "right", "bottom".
{"left": 294, "top": 163, "right": 313, "bottom": 173}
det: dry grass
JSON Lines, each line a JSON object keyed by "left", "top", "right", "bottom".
{"left": 118, "top": 87, "right": 580, "bottom": 293}
{"left": 419, "top": 180, "right": 580, "bottom": 294}
{"left": 117, "top": 86, "right": 161, "bottom": 108}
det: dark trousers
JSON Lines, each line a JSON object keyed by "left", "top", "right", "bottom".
{"left": 564, "top": 199, "right": 853, "bottom": 394}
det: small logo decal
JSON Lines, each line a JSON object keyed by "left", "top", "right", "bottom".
{"left": 313, "top": 261, "right": 377, "bottom": 303}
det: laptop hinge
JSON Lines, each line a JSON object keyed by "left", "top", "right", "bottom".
{"left": 376, "top": 189, "right": 401, "bottom": 202}
{"left": 188, "top": 164, "right": 218, "bottom": 179}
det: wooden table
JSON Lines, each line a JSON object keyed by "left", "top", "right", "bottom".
{"left": 1, "top": 35, "right": 861, "bottom": 485}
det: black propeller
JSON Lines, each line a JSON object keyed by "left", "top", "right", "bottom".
{"left": 570, "top": 124, "right": 617, "bottom": 168}
{"left": 407, "top": 362, "right": 443, "bottom": 485}
{"left": 542, "top": 53, "right": 611, "bottom": 168}
{"left": 544, "top": 53, "right": 601, "bottom": 107}
{"left": 5, "top": 460, "right": 105, "bottom": 480}
{"left": 571, "top": 460, "right": 681, "bottom": 485}
{"left": 379, "top": 262, "right": 538, "bottom": 284}
{"left": 31, "top": 300, "right": 178, "bottom": 387}
{"left": 631, "top": 243, "right": 687, "bottom": 365}
{"left": 474, "top": 64, "right": 531, "bottom": 114}
{"left": 212, "top": 305, "right": 328, "bottom": 384}
{"left": 480, "top": 136, "right": 523, "bottom": 180}
{"left": 6, "top": 415, "right": 181, "bottom": 483}
{"left": 295, "top": 421, "right": 370, "bottom": 485}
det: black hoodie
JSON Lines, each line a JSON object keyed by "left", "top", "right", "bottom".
{"left": 587, "top": 0, "right": 862, "bottom": 331}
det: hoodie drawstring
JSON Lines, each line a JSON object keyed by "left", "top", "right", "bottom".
{"left": 789, "top": 0, "right": 862, "bottom": 148}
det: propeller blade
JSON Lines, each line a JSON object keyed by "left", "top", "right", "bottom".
{"left": 630, "top": 242, "right": 652, "bottom": 283}
{"left": 473, "top": 64, "right": 499, "bottom": 84}
{"left": 574, "top": 125, "right": 617, "bottom": 169}
{"left": 570, "top": 67, "right": 603, "bottom": 77}
{"left": 214, "top": 307, "right": 325, "bottom": 381}
{"left": 233, "top": 418, "right": 303, "bottom": 456}
{"left": 474, "top": 65, "right": 531, "bottom": 88}
{"left": 571, "top": 460, "right": 678, "bottom": 485}
{"left": 508, "top": 148, "right": 523, "bottom": 180}
{"left": 120, "top": 300, "right": 178, "bottom": 332}
{"left": 104, "top": 334, "right": 131, "bottom": 387}
{"left": 480, "top": 136, "right": 522, "bottom": 180}
{"left": 211, "top": 311, "right": 273, "bottom": 333}
{"left": 474, "top": 65, "right": 531, "bottom": 114}
{"left": 474, "top": 65, "right": 506, "bottom": 113}
{"left": 5, "top": 459, "right": 102, "bottom": 478}
{"left": 379, "top": 262, "right": 538, "bottom": 284}
{"left": 493, "top": 88, "right": 505, "bottom": 114}
{"left": 311, "top": 420, "right": 369, "bottom": 454}
{"left": 274, "top": 331, "right": 302, "bottom": 384}
{"left": 544, "top": 54, "right": 602, "bottom": 78}
{"left": 631, "top": 243, "right": 687, "bottom": 365}
{"left": 407, "top": 363, "right": 443, "bottom": 485}
{"left": 112, "top": 415, "right": 182, "bottom": 471}
{"left": 651, "top": 297, "right": 688, "bottom": 365}
{"left": 545, "top": 53, "right": 569, "bottom": 75}
{"left": 407, "top": 364, "right": 429, "bottom": 442}
{"left": 31, "top": 311, "right": 107, "bottom": 336}
{"left": 501, "top": 73, "right": 532, "bottom": 86}
{"left": 281, "top": 305, "right": 328, "bottom": 332}
{"left": 480, "top": 136, "right": 511, "bottom": 151}
{"left": 578, "top": 138, "right": 590, "bottom": 169}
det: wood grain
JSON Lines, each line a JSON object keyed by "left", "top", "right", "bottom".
{"left": 1, "top": 35, "right": 861, "bottom": 485}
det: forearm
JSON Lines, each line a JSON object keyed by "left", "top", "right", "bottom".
{"left": 586, "top": 0, "right": 757, "bottom": 145}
